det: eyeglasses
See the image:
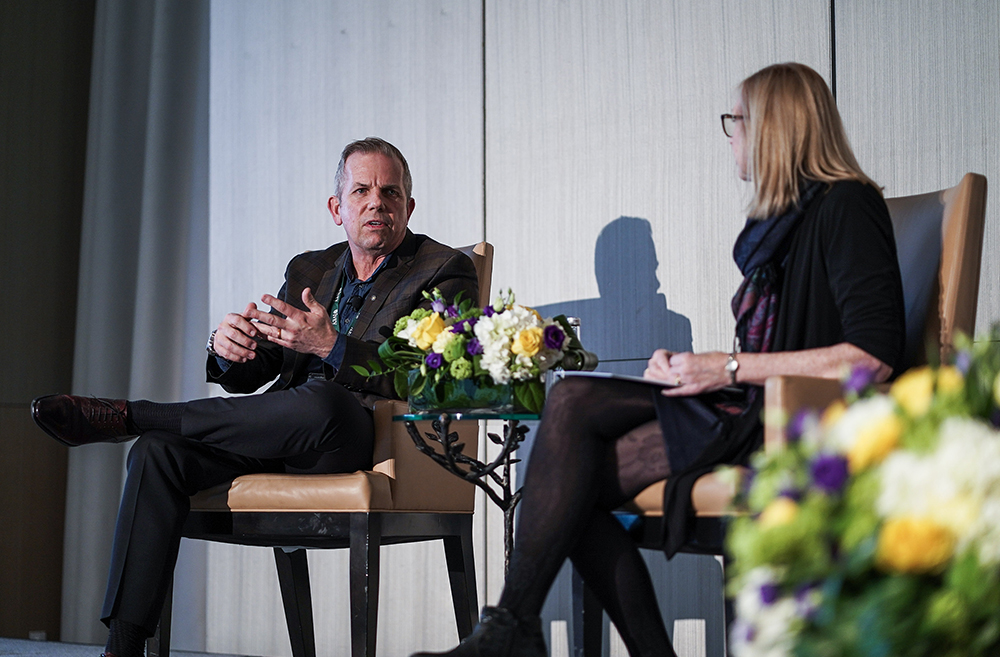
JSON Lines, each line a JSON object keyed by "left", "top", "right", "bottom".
{"left": 721, "top": 114, "right": 744, "bottom": 138}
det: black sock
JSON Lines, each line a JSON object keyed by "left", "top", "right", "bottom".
{"left": 127, "top": 400, "right": 185, "bottom": 434}
{"left": 105, "top": 618, "right": 148, "bottom": 657}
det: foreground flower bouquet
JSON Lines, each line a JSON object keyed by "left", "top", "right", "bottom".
{"left": 727, "top": 328, "right": 1000, "bottom": 657}
{"left": 353, "top": 289, "right": 594, "bottom": 414}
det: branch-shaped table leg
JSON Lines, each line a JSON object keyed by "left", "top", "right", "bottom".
{"left": 404, "top": 414, "right": 529, "bottom": 574}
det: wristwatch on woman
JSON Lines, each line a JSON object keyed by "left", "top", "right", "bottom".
{"left": 725, "top": 351, "right": 739, "bottom": 384}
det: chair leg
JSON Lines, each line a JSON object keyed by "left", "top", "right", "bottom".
{"left": 147, "top": 575, "right": 173, "bottom": 657}
{"left": 350, "top": 513, "right": 382, "bottom": 657}
{"left": 442, "top": 515, "right": 479, "bottom": 638}
{"left": 571, "top": 566, "right": 603, "bottom": 657}
{"left": 273, "top": 547, "right": 317, "bottom": 657}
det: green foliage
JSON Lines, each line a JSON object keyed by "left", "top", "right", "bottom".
{"left": 514, "top": 380, "right": 546, "bottom": 414}
{"left": 728, "top": 331, "right": 1000, "bottom": 657}
{"left": 351, "top": 287, "right": 594, "bottom": 413}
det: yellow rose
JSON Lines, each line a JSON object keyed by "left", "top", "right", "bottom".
{"left": 936, "top": 366, "right": 964, "bottom": 395}
{"left": 877, "top": 517, "right": 954, "bottom": 573}
{"left": 511, "top": 327, "right": 544, "bottom": 357}
{"left": 821, "top": 399, "right": 847, "bottom": 427}
{"left": 891, "top": 367, "right": 934, "bottom": 417}
{"left": 758, "top": 497, "right": 799, "bottom": 529}
{"left": 410, "top": 313, "right": 445, "bottom": 351}
{"left": 847, "top": 413, "right": 902, "bottom": 472}
{"left": 993, "top": 372, "right": 1000, "bottom": 407}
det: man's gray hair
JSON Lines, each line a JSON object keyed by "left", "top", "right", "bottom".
{"left": 334, "top": 137, "right": 412, "bottom": 200}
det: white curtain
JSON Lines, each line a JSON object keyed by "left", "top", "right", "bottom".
{"left": 62, "top": 0, "right": 210, "bottom": 646}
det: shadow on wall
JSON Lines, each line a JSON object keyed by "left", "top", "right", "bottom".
{"left": 528, "top": 218, "right": 710, "bottom": 655}
{"left": 535, "top": 216, "right": 692, "bottom": 376}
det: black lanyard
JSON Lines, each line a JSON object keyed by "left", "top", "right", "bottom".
{"left": 329, "top": 281, "right": 361, "bottom": 336}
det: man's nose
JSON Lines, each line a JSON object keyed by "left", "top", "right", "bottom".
{"left": 367, "top": 190, "right": 385, "bottom": 210}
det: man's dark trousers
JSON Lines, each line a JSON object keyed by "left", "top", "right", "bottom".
{"left": 100, "top": 379, "right": 375, "bottom": 634}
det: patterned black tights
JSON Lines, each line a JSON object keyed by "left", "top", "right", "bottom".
{"left": 498, "top": 377, "right": 678, "bottom": 657}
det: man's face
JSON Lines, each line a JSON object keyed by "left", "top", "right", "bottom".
{"left": 328, "top": 151, "right": 415, "bottom": 259}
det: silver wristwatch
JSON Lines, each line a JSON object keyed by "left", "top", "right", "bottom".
{"left": 725, "top": 352, "right": 739, "bottom": 384}
{"left": 206, "top": 329, "right": 219, "bottom": 357}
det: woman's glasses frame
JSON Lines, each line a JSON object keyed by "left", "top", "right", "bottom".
{"left": 720, "top": 113, "right": 744, "bottom": 138}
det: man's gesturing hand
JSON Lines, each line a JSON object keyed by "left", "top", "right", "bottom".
{"left": 213, "top": 302, "right": 261, "bottom": 363}
{"left": 250, "top": 288, "right": 338, "bottom": 358}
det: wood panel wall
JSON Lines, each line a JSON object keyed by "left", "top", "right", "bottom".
{"left": 206, "top": 2, "right": 484, "bottom": 655}
{"left": 836, "top": 0, "right": 1000, "bottom": 336}
{"left": 200, "top": 1, "right": 998, "bottom": 655}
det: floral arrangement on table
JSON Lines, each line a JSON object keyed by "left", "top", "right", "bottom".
{"left": 727, "top": 328, "right": 1000, "bottom": 657}
{"left": 353, "top": 289, "right": 593, "bottom": 414}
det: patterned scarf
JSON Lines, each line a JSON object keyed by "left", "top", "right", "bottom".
{"left": 731, "top": 181, "right": 823, "bottom": 354}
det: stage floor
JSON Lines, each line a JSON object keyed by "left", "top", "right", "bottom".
{"left": 0, "top": 637, "right": 246, "bottom": 657}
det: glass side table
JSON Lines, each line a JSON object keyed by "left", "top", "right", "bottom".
{"left": 394, "top": 411, "right": 540, "bottom": 572}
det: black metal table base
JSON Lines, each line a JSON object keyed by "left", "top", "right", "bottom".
{"left": 404, "top": 414, "right": 529, "bottom": 572}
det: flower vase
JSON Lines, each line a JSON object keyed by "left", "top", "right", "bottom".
{"left": 407, "top": 369, "right": 513, "bottom": 414}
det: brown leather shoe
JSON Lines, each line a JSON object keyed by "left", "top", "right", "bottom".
{"left": 31, "top": 395, "right": 133, "bottom": 446}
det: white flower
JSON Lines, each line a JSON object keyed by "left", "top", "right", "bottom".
{"left": 877, "top": 416, "right": 1000, "bottom": 561}
{"left": 397, "top": 318, "right": 420, "bottom": 348}
{"left": 730, "top": 567, "right": 800, "bottom": 657}
{"left": 825, "top": 395, "right": 897, "bottom": 455}
{"left": 474, "top": 314, "right": 513, "bottom": 384}
{"left": 431, "top": 328, "right": 457, "bottom": 354}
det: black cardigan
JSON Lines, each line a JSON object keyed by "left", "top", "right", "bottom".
{"left": 659, "top": 180, "right": 906, "bottom": 556}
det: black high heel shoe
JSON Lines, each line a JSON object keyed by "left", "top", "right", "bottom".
{"left": 410, "top": 606, "right": 547, "bottom": 657}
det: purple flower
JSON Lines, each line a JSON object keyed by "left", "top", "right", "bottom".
{"left": 794, "top": 584, "right": 821, "bottom": 619}
{"left": 431, "top": 298, "right": 446, "bottom": 313}
{"left": 760, "top": 583, "right": 780, "bottom": 605}
{"left": 467, "top": 338, "right": 483, "bottom": 356}
{"left": 453, "top": 317, "right": 478, "bottom": 334}
{"left": 955, "top": 350, "right": 972, "bottom": 375}
{"left": 843, "top": 366, "right": 875, "bottom": 396}
{"left": 445, "top": 304, "right": 459, "bottom": 318}
{"left": 787, "top": 409, "right": 816, "bottom": 443}
{"left": 811, "top": 454, "right": 849, "bottom": 493}
{"left": 483, "top": 305, "right": 496, "bottom": 317}
{"left": 425, "top": 353, "right": 443, "bottom": 369}
{"left": 991, "top": 408, "right": 1000, "bottom": 429}
{"left": 778, "top": 488, "right": 803, "bottom": 502}
{"left": 543, "top": 324, "right": 566, "bottom": 350}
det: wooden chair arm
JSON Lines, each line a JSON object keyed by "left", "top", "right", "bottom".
{"left": 372, "top": 400, "right": 478, "bottom": 512}
{"left": 763, "top": 375, "right": 843, "bottom": 452}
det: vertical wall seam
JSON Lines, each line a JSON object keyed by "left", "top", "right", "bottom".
{"left": 481, "top": 0, "right": 487, "bottom": 242}
{"left": 830, "top": 0, "right": 837, "bottom": 100}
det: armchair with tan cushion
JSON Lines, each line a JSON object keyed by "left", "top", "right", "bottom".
{"left": 575, "top": 174, "right": 988, "bottom": 656}
{"left": 152, "top": 243, "right": 494, "bottom": 657}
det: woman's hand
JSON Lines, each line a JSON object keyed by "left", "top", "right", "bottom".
{"left": 645, "top": 343, "right": 894, "bottom": 397}
{"left": 645, "top": 349, "right": 731, "bottom": 396}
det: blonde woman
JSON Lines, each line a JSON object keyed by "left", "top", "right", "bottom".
{"left": 416, "top": 63, "right": 906, "bottom": 657}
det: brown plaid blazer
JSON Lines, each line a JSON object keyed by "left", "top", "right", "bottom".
{"left": 208, "top": 230, "right": 479, "bottom": 409}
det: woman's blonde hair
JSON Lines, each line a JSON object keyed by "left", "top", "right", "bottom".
{"left": 740, "top": 62, "right": 877, "bottom": 218}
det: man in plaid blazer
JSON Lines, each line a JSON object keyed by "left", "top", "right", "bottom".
{"left": 32, "top": 138, "right": 479, "bottom": 657}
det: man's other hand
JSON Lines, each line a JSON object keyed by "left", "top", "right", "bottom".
{"left": 251, "top": 288, "right": 338, "bottom": 358}
{"left": 213, "top": 302, "right": 261, "bottom": 363}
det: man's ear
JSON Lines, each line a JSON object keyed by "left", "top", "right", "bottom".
{"left": 328, "top": 196, "right": 343, "bottom": 226}
{"left": 406, "top": 197, "right": 416, "bottom": 218}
